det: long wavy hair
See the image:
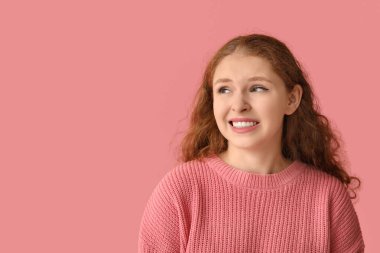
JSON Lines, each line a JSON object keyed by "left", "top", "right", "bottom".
{"left": 175, "top": 33, "right": 361, "bottom": 199}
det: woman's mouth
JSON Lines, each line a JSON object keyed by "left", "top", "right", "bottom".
{"left": 229, "top": 121, "right": 259, "bottom": 128}
{"left": 228, "top": 121, "right": 260, "bottom": 133}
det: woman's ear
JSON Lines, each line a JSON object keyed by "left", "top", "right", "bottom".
{"left": 285, "top": 84, "right": 303, "bottom": 115}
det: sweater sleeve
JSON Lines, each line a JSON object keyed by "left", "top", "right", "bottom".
{"left": 329, "top": 179, "right": 365, "bottom": 253}
{"left": 138, "top": 172, "right": 181, "bottom": 253}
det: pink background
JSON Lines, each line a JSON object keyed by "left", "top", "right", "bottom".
{"left": 1, "top": 0, "right": 379, "bottom": 252}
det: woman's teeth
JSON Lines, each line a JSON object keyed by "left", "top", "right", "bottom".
{"left": 231, "top": 121, "right": 258, "bottom": 128}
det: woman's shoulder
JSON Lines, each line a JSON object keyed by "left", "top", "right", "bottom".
{"left": 154, "top": 157, "right": 209, "bottom": 192}
{"left": 299, "top": 161, "right": 350, "bottom": 198}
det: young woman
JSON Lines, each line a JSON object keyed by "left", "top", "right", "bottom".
{"left": 138, "top": 34, "right": 365, "bottom": 252}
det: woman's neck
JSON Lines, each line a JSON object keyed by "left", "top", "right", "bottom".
{"left": 218, "top": 150, "right": 292, "bottom": 175}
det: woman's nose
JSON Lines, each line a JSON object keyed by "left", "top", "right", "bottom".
{"left": 231, "top": 97, "right": 250, "bottom": 112}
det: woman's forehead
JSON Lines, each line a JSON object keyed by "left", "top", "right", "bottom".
{"left": 214, "top": 55, "right": 272, "bottom": 76}
{"left": 213, "top": 76, "right": 274, "bottom": 86}
{"left": 212, "top": 54, "right": 281, "bottom": 86}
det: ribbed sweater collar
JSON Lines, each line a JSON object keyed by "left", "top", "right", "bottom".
{"left": 205, "top": 154, "right": 305, "bottom": 189}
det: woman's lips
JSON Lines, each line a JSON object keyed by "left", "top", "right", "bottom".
{"left": 229, "top": 122, "right": 260, "bottom": 133}
{"left": 229, "top": 117, "right": 259, "bottom": 123}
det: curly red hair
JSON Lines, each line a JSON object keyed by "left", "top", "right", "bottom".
{"left": 175, "top": 33, "right": 361, "bottom": 199}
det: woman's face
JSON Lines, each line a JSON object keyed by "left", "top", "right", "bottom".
{"left": 212, "top": 53, "right": 297, "bottom": 152}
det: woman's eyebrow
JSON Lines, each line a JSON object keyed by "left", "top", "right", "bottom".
{"left": 213, "top": 76, "right": 272, "bottom": 85}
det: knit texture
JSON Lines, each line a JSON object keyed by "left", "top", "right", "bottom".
{"left": 138, "top": 154, "right": 365, "bottom": 252}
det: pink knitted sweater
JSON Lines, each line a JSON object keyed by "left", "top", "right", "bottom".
{"left": 138, "top": 154, "right": 365, "bottom": 252}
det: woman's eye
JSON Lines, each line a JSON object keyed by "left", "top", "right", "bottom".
{"left": 217, "top": 86, "right": 267, "bottom": 94}
{"left": 251, "top": 86, "right": 268, "bottom": 92}
{"left": 218, "top": 87, "right": 230, "bottom": 93}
